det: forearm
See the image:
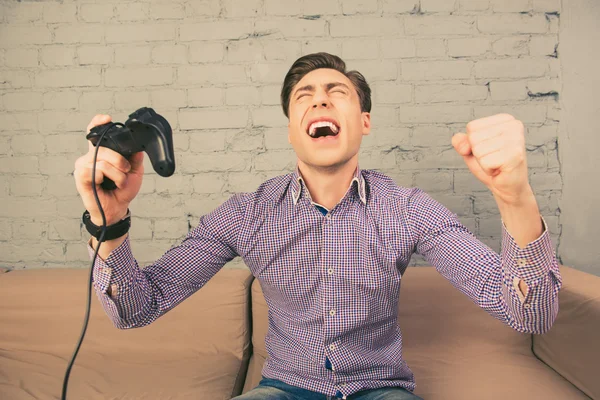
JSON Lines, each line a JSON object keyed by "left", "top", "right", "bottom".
{"left": 495, "top": 185, "right": 543, "bottom": 250}
{"left": 90, "top": 233, "right": 129, "bottom": 262}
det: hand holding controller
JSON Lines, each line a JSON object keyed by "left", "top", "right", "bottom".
{"left": 86, "top": 107, "right": 176, "bottom": 190}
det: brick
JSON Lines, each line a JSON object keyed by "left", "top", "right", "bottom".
{"left": 4, "top": 49, "right": 38, "bottom": 68}
{"left": 415, "top": 84, "right": 487, "bottom": 103}
{"left": 180, "top": 21, "right": 253, "bottom": 41}
{"left": 428, "top": 193, "right": 473, "bottom": 217}
{"left": 530, "top": 171, "right": 561, "bottom": 191}
{"left": 415, "top": 172, "right": 453, "bottom": 193}
{"left": 478, "top": 15, "right": 548, "bottom": 34}
{"left": 41, "top": 46, "right": 75, "bottom": 67}
{"left": 130, "top": 195, "right": 183, "bottom": 218}
{"left": 12, "top": 221, "right": 47, "bottom": 241}
{"left": 489, "top": 81, "right": 527, "bottom": 101}
{"left": 179, "top": 65, "right": 246, "bottom": 85}
{"left": 0, "top": 70, "right": 32, "bottom": 89}
{"left": 105, "top": 67, "right": 173, "bottom": 87}
{"left": 367, "top": 106, "right": 398, "bottom": 127}
{"left": 10, "top": 176, "right": 45, "bottom": 196}
{"left": 454, "top": 171, "right": 488, "bottom": 192}
{"left": 402, "top": 60, "right": 472, "bottom": 81}
{"left": 44, "top": 3, "right": 77, "bottom": 23}
{"left": 252, "top": 106, "right": 288, "bottom": 127}
{"left": 226, "top": 40, "right": 264, "bottom": 62}
{"left": 265, "top": 0, "right": 302, "bottom": 15}
{"left": 374, "top": 83, "right": 413, "bottom": 104}
{"left": 192, "top": 173, "right": 227, "bottom": 194}
{"left": 38, "top": 111, "right": 98, "bottom": 133}
{"left": 188, "top": 87, "right": 224, "bottom": 107}
{"left": 129, "top": 217, "right": 153, "bottom": 240}
{"left": 45, "top": 175, "right": 79, "bottom": 197}
{"left": 381, "top": 38, "right": 416, "bottom": 59}
{"left": 492, "top": 36, "right": 529, "bottom": 56}
{"left": 151, "top": 89, "right": 186, "bottom": 110}
{"left": 491, "top": 0, "right": 530, "bottom": 12}
{"left": 473, "top": 192, "right": 499, "bottom": 215}
{"left": 400, "top": 105, "right": 472, "bottom": 123}
{"left": 416, "top": 39, "right": 446, "bottom": 58}
{"left": 421, "top": 0, "right": 457, "bottom": 12}
{"left": 226, "top": 86, "right": 261, "bottom": 106}
{"left": 189, "top": 42, "right": 224, "bottom": 63}
{"left": 342, "top": 0, "right": 378, "bottom": 14}
{"left": 342, "top": 39, "right": 379, "bottom": 60}
{"left": 262, "top": 40, "right": 301, "bottom": 62}
{"left": 261, "top": 85, "right": 282, "bottom": 106}
{"left": 115, "top": 3, "right": 150, "bottom": 21}
{"left": 3, "top": 92, "right": 43, "bottom": 111}
{"left": 77, "top": 46, "right": 114, "bottom": 65}
{"left": 265, "top": 127, "right": 292, "bottom": 150}
{"left": 45, "top": 133, "right": 87, "bottom": 154}
{"left": 533, "top": 0, "right": 561, "bottom": 12}
{"left": 459, "top": 0, "right": 489, "bottom": 11}
{"left": 179, "top": 152, "right": 250, "bottom": 173}
{"left": 406, "top": 16, "right": 476, "bottom": 35}
{"left": 0, "top": 113, "right": 37, "bottom": 132}
{"left": 184, "top": 0, "right": 221, "bottom": 18}
{"left": 530, "top": 35, "right": 558, "bottom": 56}
{"left": 304, "top": 0, "right": 341, "bottom": 14}
{"left": 0, "top": 218, "right": 11, "bottom": 240}
{"left": 381, "top": 0, "right": 420, "bottom": 13}
{"left": 448, "top": 38, "right": 490, "bottom": 57}
{"left": 152, "top": 44, "right": 187, "bottom": 64}
{"left": 255, "top": 19, "right": 327, "bottom": 38}
{"left": 330, "top": 17, "right": 403, "bottom": 37}
{"left": 527, "top": 79, "right": 559, "bottom": 96}
{"left": 106, "top": 24, "right": 176, "bottom": 43}
{"left": 356, "top": 149, "right": 397, "bottom": 170}
{"left": 114, "top": 91, "right": 150, "bottom": 111}
{"left": 303, "top": 39, "right": 342, "bottom": 56}
{"left": 474, "top": 59, "right": 548, "bottom": 79}
{"left": 150, "top": 3, "right": 185, "bottom": 19}
{"left": 3, "top": 2, "right": 43, "bottom": 23}
{"left": 250, "top": 63, "right": 290, "bottom": 84}
{"left": 227, "top": 172, "right": 268, "bottom": 193}
{"left": 189, "top": 130, "right": 231, "bottom": 152}
{"left": 154, "top": 219, "right": 187, "bottom": 240}
{"left": 54, "top": 24, "right": 104, "bottom": 44}
{"left": 223, "top": 0, "right": 263, "bottom": 17}
{"left": 115, "top": 45, "right": 151, "bottom": 65}
{"left": 48, "top": 220, "right": 81, "bottom": 241}
{"left": 227, "top": 129, "right": 264, "bottom": 151}
{"left": 474, "top": 105, "right": 547, "bottom": 123}
{"left": 479, "top": 217, "right": 502, "bottom": 237}
{"left": 0, "top": 26, "right": 51, "bottom": 47}
{"left": 35, "top": 67, "right": 101, "bottom": 88}
{"left": 0, "top": 156, "right": 38, "bottom": 174}
{"left": 525, "top": 146, "right": 546, "bottom": 169}
{"left": 254, "top": 150, "right": 296, "bottom": 171}
{"left": 155, "top": 174, "right": 193, "bottom": 195}
{"left": 79, "top": 4, "right": 114, "bottom": 22}
{"left": 361, "top": 126, "right": 410, "bottom": 148}
{"left": 80, "top": 91, "right": 113, "bottom": 111}
{"left": 346, "top": 60, "right": 397, "bottom": 81}
{"left": 0, "top": 137, "right": 10, "bottom": 155}
{"left": 12, "top": 134, "right": 44, "bottom": 155}
{"left": 526, "top": 124, "right": 557, "bottom": 146}
{"left": 180, "top": 109, "right": 248, "bottom": 130}
{"left": 40, "top": 153, "right": 81, "bottom": 175}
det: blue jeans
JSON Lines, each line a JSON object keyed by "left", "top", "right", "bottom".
{"left": 233, "top": 377, "right": 424, "bottom": 399}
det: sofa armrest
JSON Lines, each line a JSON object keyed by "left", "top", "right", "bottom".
{"left": 533, "top": 265, "right": 600, "bottom": 400}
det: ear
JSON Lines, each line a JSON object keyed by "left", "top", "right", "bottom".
{"left": 361, "top": 112, "right": 371, "bottom": 136}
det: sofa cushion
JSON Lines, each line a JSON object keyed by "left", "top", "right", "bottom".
{"left": 245, "top": 267, "right": 588, "bottom": 399}
{"left": 0, "top": 266, "right": 253, "bottom": 400}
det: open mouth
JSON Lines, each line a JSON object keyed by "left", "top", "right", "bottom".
{"left": 307, "top": 120, "right": 340, "bottom": 139}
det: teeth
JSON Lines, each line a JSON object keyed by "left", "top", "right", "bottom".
{"left": 308, "top": 121, "right": 340, "bottom": 137}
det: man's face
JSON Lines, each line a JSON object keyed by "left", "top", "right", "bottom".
{"left": 287, "top": 68, "right": 371, "bottom": 170}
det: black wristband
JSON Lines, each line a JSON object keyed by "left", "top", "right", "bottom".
{"left": 83, "top": 209, "right": 131, "bottom": 242}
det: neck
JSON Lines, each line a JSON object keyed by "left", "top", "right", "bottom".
{"left": 297, "top": 156, "right": 358, "bottom": 210}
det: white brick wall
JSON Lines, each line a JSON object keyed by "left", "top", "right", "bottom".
{"left": 0, "top": 0, "right": 563, "bottom": 269}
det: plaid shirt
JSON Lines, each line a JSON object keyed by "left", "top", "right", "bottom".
{"left": 89, "top": 166, "right": 562, "bottom": 398}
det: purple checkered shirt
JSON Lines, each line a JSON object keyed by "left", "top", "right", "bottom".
{"left": 88, "top": 166, "right": 562, "bottom": 398}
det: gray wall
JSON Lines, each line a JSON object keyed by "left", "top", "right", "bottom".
{"left": 558, "top": 0, "right": 600, "bottom": 276}
{"left": 0, "top": 0, "right": 578, "bottom": 272}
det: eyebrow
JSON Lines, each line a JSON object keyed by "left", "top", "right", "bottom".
{"left": 293, "top": 82, "right": 351, "bottom": 98}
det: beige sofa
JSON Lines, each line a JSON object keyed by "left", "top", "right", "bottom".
{"left": 0, "top": 265, "right": 598, "bottom": 400}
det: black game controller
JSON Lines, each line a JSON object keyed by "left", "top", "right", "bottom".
{"left": 86, "top": 107, "right": 175, "bottom": 190}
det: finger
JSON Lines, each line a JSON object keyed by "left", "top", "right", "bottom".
{"left": 83, "top": 160, "right": 128, "bottom": 189}
{"left": 86, "top": 114, "right": 112, "bottom": 134}
{"left": 452, "top": 133, "right": 472, "bottom": 156}
{"left": 128, "top": 152, "right": 145, "bottom": 173}
{"left": 476, "top": 151, "right": 505, "bottom": 176}
{"left": 466, "top": 113, "right": 514, "bottom": 134}
{"left": 470, "top": 137, "right": 504, "bottom": 160}
{"left": 87, "top": 146, "right": 131, "bottom": 174}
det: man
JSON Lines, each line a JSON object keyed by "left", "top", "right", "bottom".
{"left": 74, "top": 53, "right": 562, "bottom": 400}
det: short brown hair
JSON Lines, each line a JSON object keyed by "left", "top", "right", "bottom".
{"left": 280, "top": 52, "right": 372, "bottom": 118}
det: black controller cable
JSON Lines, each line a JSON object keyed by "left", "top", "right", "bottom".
{"left": 61, "top": 122, "right": 123, "bottom": 400}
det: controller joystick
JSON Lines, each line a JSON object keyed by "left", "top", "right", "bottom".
{"left": 86, "top": 107, "right": 175, "bottom": 190}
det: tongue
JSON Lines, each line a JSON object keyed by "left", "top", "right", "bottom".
{"left": 314, "top": 126, "right": 336, "bottom": 138}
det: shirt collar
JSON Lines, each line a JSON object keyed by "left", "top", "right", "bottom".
{"left": 291, "top": 165, "right": 367, "bottom": 206}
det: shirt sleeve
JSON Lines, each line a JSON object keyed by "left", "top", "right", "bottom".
{"left": 406, "top": 188, "right": 562, "bottom": 335}
{"left": 87, "top": 193, "right": 246, "bottom": 329}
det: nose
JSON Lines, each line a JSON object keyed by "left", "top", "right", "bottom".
{"left": 312, "top": 89, "right": 330, "bottom": 109}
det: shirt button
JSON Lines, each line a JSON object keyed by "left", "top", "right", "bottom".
{"left": 341, "top": 383, "right": 347, "bottom": 387}
{"left": 517, "top": 259, "right": 528, "bottom": 267}
{"left": 329, "top": 344, "right": 336, "bottom": 351}
{"left": 524, "top": 303, "right": 531, "bottom": 309}
{"left": 327, "top": 268, "right": 334, "bottom": 275}
{"left": 329, "top": 309, "right": 336, "bottom": 316}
